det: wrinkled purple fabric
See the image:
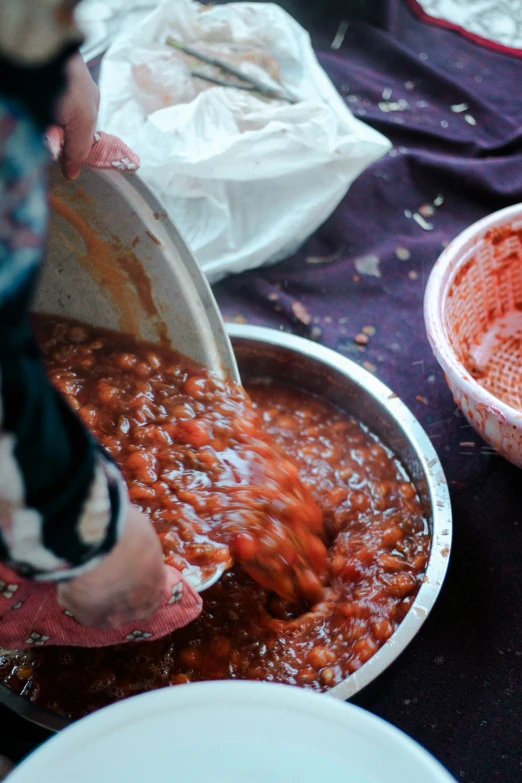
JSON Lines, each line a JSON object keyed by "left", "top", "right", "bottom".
{"left": 1, "top": 4, "right": 519, "bottom": 782}
{"left": 215, "top": 3, "right": 522, "bottom": 782}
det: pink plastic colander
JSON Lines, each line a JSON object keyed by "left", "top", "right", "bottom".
{"left": 424, "top": 203, "right": 522, "bottom": 469}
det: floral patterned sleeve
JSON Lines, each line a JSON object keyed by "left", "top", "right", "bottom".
{"left": 0, "top": 95, "right": 128, "bottom": 582}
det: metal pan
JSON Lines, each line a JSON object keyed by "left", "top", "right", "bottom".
{"left": 35, "top": 165, "right": 239, "bottom": 596}
{"left": 37, "top": 165, "right": 239, "bottom": 381}
{"left": 0, "top": 324, "right": 452, "bottom": 729}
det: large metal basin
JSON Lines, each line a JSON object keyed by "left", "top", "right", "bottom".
{"left": 0, "top": 323, "right": 452, "bottom": 729}
{"left": 227, "top": 324, "right": 452, "bottom": 703}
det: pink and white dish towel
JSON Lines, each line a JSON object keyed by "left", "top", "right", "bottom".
{"left": 0, "top": 561, "right": 202, "bottom": 650}
{"left": 45, "top": 125, "right": 140, "bottom": 171}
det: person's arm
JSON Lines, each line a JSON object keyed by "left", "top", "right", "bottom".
{"left": 0, "top": 44, "right": 165, "bottom": 627}
{"left": 0, "top": 95, "right": 125, "bottom": 580}
{"left": 53, "top": 52, "right": 100, "bottom": 181}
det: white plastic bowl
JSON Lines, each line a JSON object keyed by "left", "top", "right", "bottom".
{"left": 6, "top": 681, "right": 456, "bottom": 783}
{"left": 424, "top": 204, "right": 522, "bottom": 468}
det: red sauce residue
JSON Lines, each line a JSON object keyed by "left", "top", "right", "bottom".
{"left": 485, "top": 225, "right": 514, "bottom": 246}
{"left": 491, "top": 252, "right": 519, "bottom": 280}
{"left": 0, "top": 318, "right": 430, "bottom": 719}
{"left": 146, "top": 230, "right": 162, "bottom": 246}
{"left": 31, "top": 316, "right": 328, "bottom": 603}
{"left": 50, "top": 196, "right": 168, "bottom": 343}
{"left": 448, "top": 224, "right": 522, "bottom": 406}
{"left": 450, "top": 256, "right": 474, "bottom": 292}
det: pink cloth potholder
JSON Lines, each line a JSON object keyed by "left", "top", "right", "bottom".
{"left": 0, "top": 562, "right": 202, "bottom": 650}
{"left": 45, "top": 125, "right": 140, "bottom": 171}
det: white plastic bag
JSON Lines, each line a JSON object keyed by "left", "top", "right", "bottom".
{"left": 98, "top": 0, "right": 391, "bottom": 283}
{"left": 77, "top": 0, "right": 159, "bottom": 62}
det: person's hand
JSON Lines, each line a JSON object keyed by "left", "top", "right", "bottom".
{"left": 57, "top": 505, "right": 165, "bottom": 628}
{"left": 54, "top": 52, "right": 100, "bottom": 181}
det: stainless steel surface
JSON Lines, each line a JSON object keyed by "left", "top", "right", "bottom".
{"left": 36, "top": 165, "right": 238, "bottom": 595}
{"left": 37, "top": 166, "right": 239, "bottom": 382}
{"left": 228, "top": 325, "right": 452, "bottom": 702}
{"left": 184, "top": 562, "right": 230, "bottom": 593}
{"left": 0, "top": 324, "right": 452, "bottom": 730}
{"left": 0, "top": 683, "right": 70, "bottom": 733}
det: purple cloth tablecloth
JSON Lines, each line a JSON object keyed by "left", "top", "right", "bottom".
{"left": 215, "top": 3, "right": 522, "bottom": 782}
{"left": 0, "top": 4, "right": 519, "bottom": 782}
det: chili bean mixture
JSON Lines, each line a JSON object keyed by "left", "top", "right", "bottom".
{"left": 33, "top": 316, "right": 328, "bottom": 604}
{"left": 0, "top": 317, "right": 430, "bottom": 719}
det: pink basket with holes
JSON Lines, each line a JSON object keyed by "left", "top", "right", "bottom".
{"left": 424, "top": 203, "right": 522, "bottom": 469}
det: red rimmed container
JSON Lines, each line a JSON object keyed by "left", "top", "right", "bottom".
{"left": 425, "top": 204, "right": 522, "bottom": 468}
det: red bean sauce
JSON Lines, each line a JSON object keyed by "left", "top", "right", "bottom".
{"left": 0, "top": 318, "right": 430, "bottom": 719}
{"left": 32, "top": 317, "right": 328, "bottom": 604}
